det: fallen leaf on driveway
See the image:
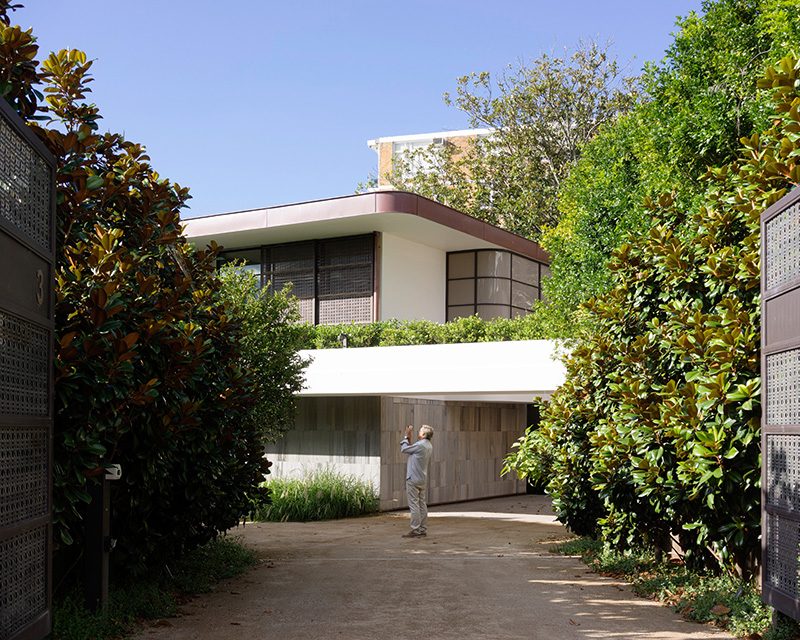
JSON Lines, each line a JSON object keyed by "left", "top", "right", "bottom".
{"left": 570, "top": 619, "right": 580, "bottom": 626}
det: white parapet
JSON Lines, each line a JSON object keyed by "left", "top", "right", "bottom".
{"left": 298, "top": 340, "right": 566, "bottom": 404}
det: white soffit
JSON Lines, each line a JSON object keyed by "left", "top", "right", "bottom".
{"left": 183, "top": 192, "right": 548, "bottom": 261}
{"left": 298, "top": 340, "right": 566, "bottom": 404}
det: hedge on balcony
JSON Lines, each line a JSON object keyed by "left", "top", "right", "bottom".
{"left": 294, "top": 312, "right": 552, "bottom": 349}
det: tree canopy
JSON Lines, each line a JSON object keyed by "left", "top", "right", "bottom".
{"left": 386, "top": 39, "right": 639, "bottom": 240}
{"left": 541, "top": 0, "right": 800, "bottom": 335}
{"left": 505, "top": 53, "right": 800, "bottom": 576}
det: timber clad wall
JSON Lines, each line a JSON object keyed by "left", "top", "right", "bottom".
{"left": 266, "top": 397, "right": 382, "bottom": 490}
{"left": 379, "top": 397, "right": 528, "bottom": 511}
{"left": 267, "top": 396, "right": 528, "bottom": 512}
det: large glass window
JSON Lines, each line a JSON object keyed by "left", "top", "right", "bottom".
{"left": 446, "top": 249, "right": 548, "bottom": 321}
{"left": 218, "top": 234, "right": 375, "bottom": 325}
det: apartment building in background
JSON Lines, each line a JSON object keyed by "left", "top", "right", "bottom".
{"left": 367, "top": 128, "right": 493, "bottom": 189}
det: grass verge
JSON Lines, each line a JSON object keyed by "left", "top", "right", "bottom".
{"left": 251, "top": 467, "right": 380, "bottom": 522}
{"left": 49, "top": 535, "right": 257, "bottom": 640}
{"left": 555, "top": 538, "right": 799, "bottom": 640}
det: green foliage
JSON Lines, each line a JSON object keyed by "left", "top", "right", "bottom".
{"left": 643, "top": 0, "right": 792, "bottom": 176}
{"left": 217, "top": 265, "right": 309, "bottom": 443}
{"left": 506, "top": 55, "right": 800, "bottom": 575}
{"left": 38, "top": 50, "right": 267, "bottom": 575}
{"left": 542, "top": 0, "right": 800, "bottom": 334}
{"left": 0, "top": 5, "right": 42, "bottom": 118}
{"left": 50, "top": 537, "right": 256, "bottom": 640}
{"left": 251, "top": 467, "right": 380, "bottom": 522}
{"left": 543, "top": 109, "right": 691, "bottom": 336}
{"left": 554, "top": 538, "right": 789, "bottom": 639}
{"left": 298, "top": 311, "right": 554, "bottom": 349}
{"left": 0, "top": 7, "right": 303, "bottom": 578}
{"left": 388, "top": 39, "right": 639, "bottom": 240}
{"left": 166, "top": 535, "right": 258, "bottom": 594}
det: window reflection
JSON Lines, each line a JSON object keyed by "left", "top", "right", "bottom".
{"left": 447, "top": 249, "right": 547, "bottom": 321}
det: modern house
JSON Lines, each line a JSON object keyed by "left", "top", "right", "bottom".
{"left": 184, "top": 191, "right": 565, "bottom": 510}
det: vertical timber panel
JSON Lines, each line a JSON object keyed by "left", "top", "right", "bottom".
{"left": 762, "top": 186, "right": 800, "bottom": 621}
{"left": 381, "top": 397, "right": 527, "bottom": 510}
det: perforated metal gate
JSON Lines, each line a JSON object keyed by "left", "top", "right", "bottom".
{"left": 0, "top": 98, "right": 56, "bottom": 640}
{"left": 762, "top": 186, "right": 800, "bottom": 620}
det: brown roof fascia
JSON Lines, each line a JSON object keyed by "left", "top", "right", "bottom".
{"left": 191, "top": 191, "right": 550, "bottom": 264}
{"left": 373, "top": 191, "right": 550, "bottom": 264}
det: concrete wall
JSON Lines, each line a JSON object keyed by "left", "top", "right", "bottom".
{"left": 265, "top": 396, "right": 382, "bottom": 490}
{"left": 379, "top": 233, "right": 445, "bottom": 323}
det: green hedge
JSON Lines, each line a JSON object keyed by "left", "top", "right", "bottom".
{"left": 505, "top": 55, "right": 800, "bottom": 577}
{"left": 295, "top": 312, "right": 551, "bottom": 349}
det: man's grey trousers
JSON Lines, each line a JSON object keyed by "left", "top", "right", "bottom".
{"left": 406, "top": 479, "right": 428, "bottom": 534}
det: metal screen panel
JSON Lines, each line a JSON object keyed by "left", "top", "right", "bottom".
{"left": 766, "top": 349, "right": 800, "bottom": 426}
{"left": 226, "top": 235, "right": 376, "bottom": 325}
{"left": 0, "top": 426, "right": 48, "bottom": 528}
{"left": 266, "top": 243, "right": 315, "bottom": 299}
{"left": 762, "top": 186, "right": 800, "bottom": 621}
{"left": 0, "top": 98, "right": 55, "bottom": 640}
{"left": 0, "top": 112, "right": 52, "bottom": 254}
{"left": 766, "top": 435, "right": 800, "bottom": 510}
{"left": 318, "top": 296, "right": 372, "bottom": 325}
{"left": 316, "top": 236, "right": 373, "bottom": 324}
{"left": 0, "top": 313, "right": 49, "bottom": 417}
{"left": 0, "top": 525, "right": 48, "bottom": 640}
{"left": 765, "top": 197, "right": 800, "bottom": 291}
{"left": 765, "top": 512, "right": 800, "bottom": 595}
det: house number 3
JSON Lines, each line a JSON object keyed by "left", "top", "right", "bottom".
{"left": 36, "top": 269, "right": 44, "bottom": 305}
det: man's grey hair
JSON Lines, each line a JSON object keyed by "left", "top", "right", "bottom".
{"left": 420, "top": 424, "right": 434, "bottom": 440}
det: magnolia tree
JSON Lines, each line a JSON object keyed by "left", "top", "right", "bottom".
{"left": 0, "top": 4, "right": 306, "bottom": 576}
{"left": 505, "top": 55, "right": 800, "bottom": 577}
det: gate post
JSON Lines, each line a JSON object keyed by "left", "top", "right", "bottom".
{"left": 0, "top": 97, "right": 56, "bottom": 640}
{"left": 761, "top": 185, "right": 800, "bottom": 621}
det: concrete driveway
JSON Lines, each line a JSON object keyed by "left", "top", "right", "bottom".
{"left": 137, "top": 495, "right": 734, "bottom": 640}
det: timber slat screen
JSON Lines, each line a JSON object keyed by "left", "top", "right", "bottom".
{"left": 0, "top": 98, "right": 56, "bottom": 640}
{"left": 762, "top": 185, "right": 800, "bottom": 620}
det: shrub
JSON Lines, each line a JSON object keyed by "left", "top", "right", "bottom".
{"left": 252, "top": 468, "right": 380, "bottom": 522}
{"left": 50, "top": 536, "right": 256, "bottom": 640}
{"left": 217, "top": 266, "right": 309, "bottom": 443}
{"left": 297, "top": 311, "right": 553, "bottom": 350}
{"left": 555, "top": 538, "right": 791, "bottom": 639}
{"left": 506, "top": 55, "right": 800, "bottom": 575}
{"left": 0, "top": 7, "right": 301, "bottom": 578}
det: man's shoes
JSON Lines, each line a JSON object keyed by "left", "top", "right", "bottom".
{"left": 402, "top": 531, "right": 424, "bottom": 538}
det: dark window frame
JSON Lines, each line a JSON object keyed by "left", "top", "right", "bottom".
{"left": 218, "top": 233, "right": 376, "bottom": 325}
{"left": 446, "top": 249, "right": 548, "bottom": 322}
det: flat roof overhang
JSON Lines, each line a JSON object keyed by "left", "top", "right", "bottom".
{"left": 298, "top": 340, "right": 565, "bottom": 404}
{"left": 183, "top": 191, "right": 549, "bottom": 262}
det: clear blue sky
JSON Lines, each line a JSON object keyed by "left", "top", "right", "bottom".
{"left": 17, "top": 1, "right": 703, "bottom": 218}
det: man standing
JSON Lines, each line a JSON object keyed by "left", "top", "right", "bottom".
{"left": 400, "top": 424, "right": 434, "bottom": 538}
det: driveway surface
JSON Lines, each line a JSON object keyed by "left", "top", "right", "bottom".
{"left": 137, "top": 495, "right": 734, "bottom": 640}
